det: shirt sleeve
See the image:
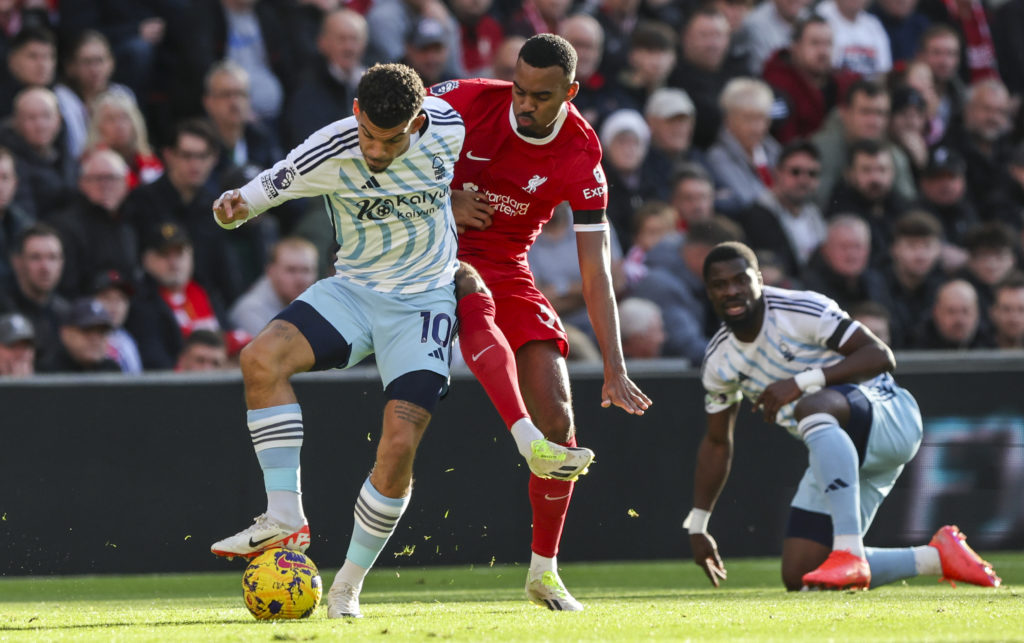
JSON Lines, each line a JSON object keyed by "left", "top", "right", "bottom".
{"left": 701, "top": 351, "right": 743, "bottom": 414}
{"left": 790, "top": 291, "right": 861, "bottom": 351}
{"left": 565, "top": 154, "right": 608, "bottom": 213}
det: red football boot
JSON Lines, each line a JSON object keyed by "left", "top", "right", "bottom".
{"left": 930, "top": 525, "right": 1001, "bottom": 588}
{"left": 802, "top": 550, "right": 871, "bottom": 590}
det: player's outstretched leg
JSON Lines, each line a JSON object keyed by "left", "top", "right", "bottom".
{"left": 455, "top": 275, "right": 594, "bottom": 480}
{"left": 930, "top": 525, "right": 1001, "bottom": 587}
{"left": 211, "top": 404, "right": 310, "bottom": 559}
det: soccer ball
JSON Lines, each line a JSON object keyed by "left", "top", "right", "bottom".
{"left": 241, "top": 548, "right": 323, "bottom": 619}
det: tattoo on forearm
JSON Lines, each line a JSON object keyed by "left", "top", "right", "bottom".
{"left": 393, "top": 400, "right": 430, "bottom": 426}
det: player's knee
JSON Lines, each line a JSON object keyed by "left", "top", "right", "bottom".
{"left": 455, "top": 261, "right": 489, "bottom": 300}
{"left": 240, "top": 339, "right": 283, "bottom": 384}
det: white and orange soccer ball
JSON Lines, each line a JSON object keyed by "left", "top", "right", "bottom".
{"left": 241, "top": 548, "right": 322, "bottom": 619}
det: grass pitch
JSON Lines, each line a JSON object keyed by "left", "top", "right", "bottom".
{"left": 1, "top": 554, "right": 1021, "bottom": 642}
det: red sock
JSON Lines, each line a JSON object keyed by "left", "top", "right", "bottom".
{"left": 529, "top": 436, "right": 576, "bottom": 557}
{"left": 457, "top": 292, "right": 530, "bottom": 429}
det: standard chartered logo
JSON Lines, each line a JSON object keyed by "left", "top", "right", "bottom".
{"left": 354, "top": 186, "right": 450, "bottom": 220}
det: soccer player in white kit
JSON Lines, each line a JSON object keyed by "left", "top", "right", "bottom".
{"left": 686, "top": 241, "right": 1000, "bottom": 591}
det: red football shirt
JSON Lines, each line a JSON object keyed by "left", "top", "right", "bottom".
{"left": 429, "top": 79, "right": 608, "bottom": 277}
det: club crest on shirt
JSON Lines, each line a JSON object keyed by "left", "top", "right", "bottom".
{"left": 592, "top": 165, "right": 605, "bottom": 184}
{"left": 432, "top": 155, "right": 445, "bottom": 180}
{"left": 523, "top": 175, "right": 548, "bottom": 194}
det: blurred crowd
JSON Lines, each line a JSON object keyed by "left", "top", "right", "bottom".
{"left": 0, "top": 0, "right": 1023, "bottom": 379}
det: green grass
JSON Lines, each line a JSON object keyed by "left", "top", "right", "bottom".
{"left": 1, "top": 554, "right": 1022, "bottom": 642}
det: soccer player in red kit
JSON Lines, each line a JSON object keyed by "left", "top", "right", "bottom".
{"left": 429, "top": 34, "right": 652, "bottom": 610}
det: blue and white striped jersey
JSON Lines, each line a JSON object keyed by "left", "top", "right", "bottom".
{"left": 236, "top": 96, "right": 464, "bottom": 294}
{"left": 701, "top": 286, "right": 896, "bottom": 438}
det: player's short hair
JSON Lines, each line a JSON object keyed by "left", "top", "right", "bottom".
{"left": 518, "top": 33, "right": 577, "bottom": 81}
{"left": 964, "top": 221, "right": 1016, "bottom": 254}
{"left": 893, "top": 210, "right": 943, "bottom": 241}
{"left": 702, "top": 241, "right": 759, "bottom": 281}
{"left": 357, "top": 63, "right": 425, "bottom": 129}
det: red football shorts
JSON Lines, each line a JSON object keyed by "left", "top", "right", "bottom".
{"left": 483, "top": 270, "right": 569, "bottom": 358}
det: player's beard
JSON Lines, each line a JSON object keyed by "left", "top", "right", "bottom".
{"left": 721, "top": 296, "right": 765, "bottom": 337}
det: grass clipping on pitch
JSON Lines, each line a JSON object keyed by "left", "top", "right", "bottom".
{"left": 0, "top": 556, "right": 1021, "bottom": 641}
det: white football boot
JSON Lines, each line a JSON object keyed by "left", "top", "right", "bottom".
{"left": 527, "top": 440, "right": 595, "bottom": 481}
{"left": 327, "top": 579, "right": 363, "bottom": 618}
{"left": 210, "top": 513, "right": 310, "bottom": 560}
{"left": 525, "top": 571, "right": 584, "bottom": 611}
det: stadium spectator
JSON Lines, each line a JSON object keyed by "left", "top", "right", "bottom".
{"left": 763, "top": 15, "right": 857, "bottom": 145}
{"left": 911, "top": 278, "right": 991, "bottom": 349}
{"left": 282, "top": 8, "right": 366, "bottom": 150}
{"left": 91, "top": 267, "right": 141, "bottom": 374}
{"left": 622, "top": 200, "right": 679, "bottom": 286}
{"left": 801, "top": 214, "right": 891, "bottom": 311}
{"left": 848, "top": 299, "right": 893, "bottom": 345}
{"left": 712, "top": 0, "right": 757, "bottom": 76}
{"left": 880, "top": 210, "right": 945, "bottom": 347}
{"left": 403, "top": 17, "right": 456, "bottom": 86}
{"left": 451, "top": 0, "right": 503, "bottom": 77}
{"left": 669, "top": 7, "right": 735, "bottom": 150}
{"left": 733, "top": 139, "right": 827, "bottom": 277}
{"left": 989, "top": 274, "right": 1024, "bottom": 349}
{"left": 916, "top": 25, "right": 965, "bottom": 135}
{"left": 918, "top": 0, "right": 999, "bottom": 83}
{"left": 817, "top": 0, "right": 892, "bottom": 76}
{"left": 618, "top": 297, "right": 665, "bottom": 359}
{"left": 559, "top": 14, "right": 610, "bottom": 127}
{"left": 941, "top": 78, "right": 1014, "bottom": 210}
{"left": 126, "top": 223, "right": 223, "bottom": 370}
{"left": 53, "top": 30, "right": 136, "bottom": 161}
{"left": 175, "top": 328, "right": 228, "bottom": 372}
{"left": 641, "top": 88, "right": 701, "bottom": 198}
{"left": 0, "top": 86, "right": 76, "bottom": 218}
{"left": 955, "top": 222, "right": 1020, "bottom": 317}
{"left": 739, "top": 0, "right": 811, "bottom": 74}
{"left": 915, "top": 145, "right": 978, "bottom": 255}
{"left": 0, "top": 223, "right": 66, "bottom": 369}
{"left": 827, "top": 139, "right": 910, "bottom": 265}
{"left": 886, "top": 85, "right": 930, "bottom": 173}
{"left": 364, "top": 0, "right": 464, "bottom": 79}
{"left": 85, "top": 91, "right": 163, "bottom": 189}
{"left": 49, "top": 148, "right": 137, "bottom": 298}
{"left": 491, "top": 34, "right": 526, "bottom": 82}
{"left": 0, "top": 311, "right": 34, "bottom": 378}
{"left": 604, "top": 21, "right": 677, "bottom": 117}
{"left": 899, "top": 60, "right": 945, "bottom": 145}
{"left": 669, "top": 163, "right": 715, "bottom": 232}
{"left": 593, "top": 0, "right": 644, "bottom": 82}
{"left": 707, "top": 77, "right": 781, "bottom": 215}
{"left": 812, "top": 79, "right": 916, "bottom": 210}
{"left": 870, "top": 0, "right": 930, "bottom": 65}
{"left": 641, "top": 216, "right": 745, "bottom": 344}
{"left": 123, "top": 118, "right": 249, "bottom": 307}
{"left": 0, "top": 26, "right": 56, "bottom": 119}
{"left": 39, "top": 297, "right": 121, "bottom": 373}
{"left": 202, "top": 61, "right": 281, "bottom": 191}
{"left": 600, "top": 108, "right": 653, "bottom": 249}
{"left": 688, "top": 241, "right": 1001, "bottom": 592}
{"left": 0, "top": 146, "right": 29, "bottom": 284}
{"left": 987, "top": 142, "right": 1024, "bottom": 230}
{"left": 229, "top": 237, "right": 319, "bottom": 338}
{"left": 0, "top": 2, "right": 51, "bottom": 80}
{"left": 505, "top": 0, "right": 572, "bottom": 39}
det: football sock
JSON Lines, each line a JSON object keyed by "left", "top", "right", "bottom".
{"left": 799, "top": 414, "right": 863, "bottom": 555}
{"left": 915, "top": 544, "right": 942, "bottom": 575}
{"left": 511, "top": 418, "right": 545, "bottom": 460}
{"left": 248, "top": 404, "right": 306, "bottom": 528}
{"left": 344, "top": 477, "right": 410, "bottom": 576}
{"left": 457, "top": 292, "right": 531, "bottom": 429}
{"left": 529, "top": 436, "right": 576, "bottom": 558}
{"left": 529, "top": 551, "right": 557, "bottom": 580}
{"left": 865, "top": 547, "right": 919, "bottom": 587}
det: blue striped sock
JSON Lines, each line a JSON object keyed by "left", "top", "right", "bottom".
{"left": 346, "top": 477, "right": 410, "bottom": 569}
{"left": 799, "top": 414, "right": 862, "bottom": 538}
{"left": 248, "top": 404, "right": 305, "bottom": 527}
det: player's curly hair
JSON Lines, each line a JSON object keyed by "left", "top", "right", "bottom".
{"left": 519, "top": 33, "right": 577, "bottom": 81}
{"left": 357, "top": 63, "right": 425, "bottom": 129}
{"left": 702, "top": 241, "right": 760, "bottom": 282}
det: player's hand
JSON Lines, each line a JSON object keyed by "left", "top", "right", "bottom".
{"left": 213, "top": 190, "right": 250, "bottom": 227}
{"left": 451, "top": 189, "right": 493, "bottom": 233}
{"left": 601, "top": 373, "right": 651, "bottom": 415}
{"left": 753, "top": 379, "right": 802, "bottom": 423}
{"left": 690, "top": 532, "right": 727, "bottom": 587}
